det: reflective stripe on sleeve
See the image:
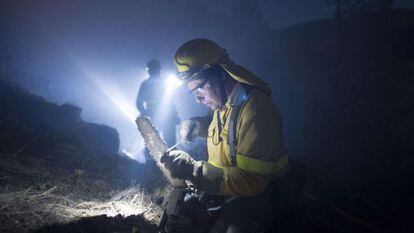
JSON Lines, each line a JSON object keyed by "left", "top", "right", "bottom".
{"left": 208, "top": 160, "right": 227, "bottom": 169}
{"left": 236, "top": 154, "right": 288, "bottom": 175}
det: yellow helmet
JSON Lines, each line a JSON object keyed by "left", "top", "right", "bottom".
{"left": 174, "top": 38, "right": 272, "bottom": 95}
{"left": 174, "top": 38, "right": 227, "bottom": 81}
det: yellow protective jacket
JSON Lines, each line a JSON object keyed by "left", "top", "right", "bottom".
{"left": 182, "top": 49, "right": 289, "bottom": 197}
{"left": 193, "top": 84, "right": 288, "bottom": 197}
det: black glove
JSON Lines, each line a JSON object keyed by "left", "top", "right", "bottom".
{"left": 161, "top": 150, "right": 195, "bottom": 180}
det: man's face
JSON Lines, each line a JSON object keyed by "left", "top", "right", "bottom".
{"left": 186, "top": 76, "right": 225, "bottom": 111}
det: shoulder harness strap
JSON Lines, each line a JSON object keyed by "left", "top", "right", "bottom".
{"left": 228, "top": 84, "right": 249, "bottom": 166}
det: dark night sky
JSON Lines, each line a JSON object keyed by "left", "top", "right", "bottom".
{"left": 0, "top": 0, "right": 413, "bottom": 161}
{"left": 259, "top": 0, "right": 414, "bottom": 28}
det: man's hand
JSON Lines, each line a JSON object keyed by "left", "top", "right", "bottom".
{"left": 161, "top": 150, "right": 195, "bottom": 180}
{"left": 179, "top": 120, "right": 198, "bottom": 142}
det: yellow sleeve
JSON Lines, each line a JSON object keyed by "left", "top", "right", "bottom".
{"left": 218, "top": 167, "right": 268, "bottom": 196}
{"left": 218, "top": 90, "right": 288, "bottom": 196}
{"left": 192, "top": 161, "right": 268, "bottom": 197}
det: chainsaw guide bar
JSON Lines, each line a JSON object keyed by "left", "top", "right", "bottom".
{"left": 135, "top": 116, "right": 186, "bottom": 188}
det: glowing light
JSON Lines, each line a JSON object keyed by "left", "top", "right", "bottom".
{"left": 55, "top": 186, "right": 162, "bottom": 220}
{"left": 121, "top": 148, "right": 146, "bottom": 163}
{"left": 165, "top": 73, "right": 183, "bottom": 92}
{"left": 149, "top": 72, "right": 181, "bottom": 127}
{"left": 67, "top": 56, "right": 146, "bottom": 161}
{"left": 80, "top": 69, "right": 138, "bottom": 124}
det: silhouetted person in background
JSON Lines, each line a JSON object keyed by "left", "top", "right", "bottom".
{"left": 136, "top": 59, "right": 179, "bottom": 147}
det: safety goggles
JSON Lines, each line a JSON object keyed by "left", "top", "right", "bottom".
{"left": 188, "top": 76, "right": 211, "bottom": 95}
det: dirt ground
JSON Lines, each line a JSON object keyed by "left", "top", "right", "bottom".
{"left": 0, "top": 152, "right": 163, "bottom": 233}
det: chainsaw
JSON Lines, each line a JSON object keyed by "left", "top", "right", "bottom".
{"left": 135, "top": 116, "right": 222, "bottom": 232}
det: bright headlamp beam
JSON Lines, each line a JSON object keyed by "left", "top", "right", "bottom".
{"left": 92, "top": 78, "right": 137, "bottom": 123}
{"left": 166, "top": 73, "right": 183, "bottom": 91}
{"left": 79, "top": 66, "right": 138, "bottom": 124}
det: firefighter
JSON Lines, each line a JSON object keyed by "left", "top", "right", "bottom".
{"left": 161, "top": 39, "right": 290, "bottom": 232}
{"left": 136, "top": 59, "right": 179, "bottom": 147}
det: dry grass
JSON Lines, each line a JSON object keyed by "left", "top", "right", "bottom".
{"left": 0, "top": 184, "right": 162, "bottom": 233}
{"left": 0, "top": 143, "right": 166, "bottom": 233}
